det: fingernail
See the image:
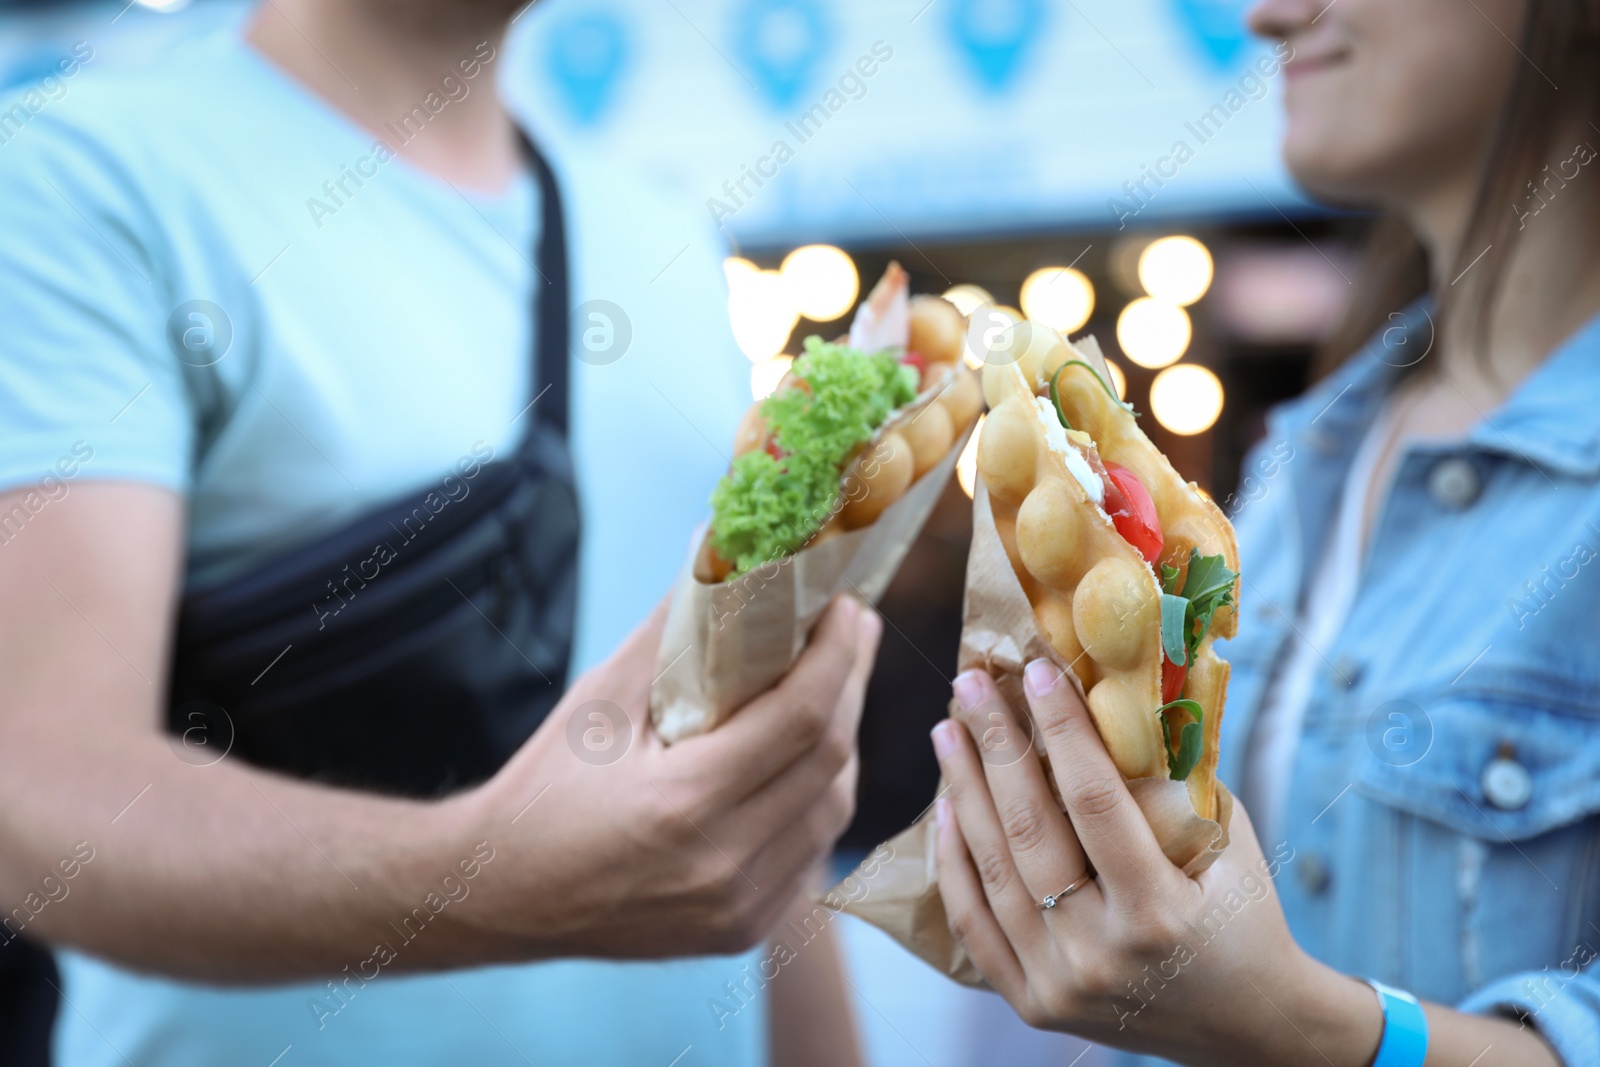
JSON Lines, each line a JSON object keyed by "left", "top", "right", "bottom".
{"left": 931, "top": 720, "right": 956, "bottom": 760}
{"left": 1025, "top": 659, "right": 1061, "bottom": 698}
{"left": 952, "top": 670, "right": 986, "bottom": 711}
{"left": 935, "top": 796, "right": 951, "bottom": 832}
{"left": 836, "top": 595, "right": 860, "bottom": 628}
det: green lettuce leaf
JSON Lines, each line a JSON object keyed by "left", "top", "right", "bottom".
{"left": 709, "top": 337, "right": 917, "bottom": 577}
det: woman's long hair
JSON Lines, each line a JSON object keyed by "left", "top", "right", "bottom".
{"left": 1317, "top": 0, "right": 1600, "bottom": 376}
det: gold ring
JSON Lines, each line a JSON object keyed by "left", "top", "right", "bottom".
{"left": 1039, "top": 871, "right": 1093, "bottom": 910}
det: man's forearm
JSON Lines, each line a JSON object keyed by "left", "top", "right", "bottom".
{"left": 0, "top": 726, "right": 514, "bottom": 983}
{"left": 0, "top": 484, "right": 531, "bottom": 983}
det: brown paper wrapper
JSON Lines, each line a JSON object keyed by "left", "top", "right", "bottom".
{"left": 649, "top": 397, "right": 975, "bottom": 743}
{"left": 834, "top": 482, "right": 1232, "bottom": 987}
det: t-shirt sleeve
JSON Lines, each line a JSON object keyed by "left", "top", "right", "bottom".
{"left": 0, "top": 113, "right": 193, "bottom": 497}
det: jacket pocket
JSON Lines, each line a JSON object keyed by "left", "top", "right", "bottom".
{"left": 1354, "top": 666, "right": 1600, "bottom": 841}
{"left": 1337, "top": 668, "right": 1600, "bottom": 998}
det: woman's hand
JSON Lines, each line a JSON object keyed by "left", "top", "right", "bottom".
{"left": 930, "top": 659, "right": 1383, "bottom": 1066}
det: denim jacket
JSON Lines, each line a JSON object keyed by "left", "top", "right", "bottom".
{"left": 1186, "top": 302, "right": 1600, "bottom": 1065}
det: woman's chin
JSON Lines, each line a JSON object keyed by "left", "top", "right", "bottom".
{"left": 1281, "top": 142, "right": 1387, "bottom": 208}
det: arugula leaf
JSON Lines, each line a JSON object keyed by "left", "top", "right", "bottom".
{"left": 1166, "top": 548, "right": 1238, "bottom": 666}
{"left": 1153, "top": 551, "right": 1236, "bottom": 782}
{"left": 1160, "top": 562, "right": 1181, "bottom": 593}
{"left": 1169, "top": 722, "right": 1204, "bottom": 781}
{"left": 1179, "top": 551, "right": 1237, "bottom": 619}
{"left": 1159, "top": 594, "right": 1189, "bottom": 667}
{"left": 1157, "top": 698, "right": 1204, "bottom": 723}
{"left": 1156, "top": 698, "right": 1205, "bottom": 780}
{"left": 1048, "top": 363, "right": 1074, "bottom": 431}
{"left": 1048, "top": 359, "right": 1138, "bottom": 430}
{"left": 1061, "top": 359, "right": 1129, "bottom": 411}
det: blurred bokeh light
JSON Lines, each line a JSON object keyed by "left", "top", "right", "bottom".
{"left": 956, "top": 413, "right": 982, "bottom": 498}
{"left": 750, "top": 354, "right": 793, "bottom": 400}
{"left": 1117, "top": 297, "right": 1191, "bottom": 369}
{"left": 1138, "top": 236, "right": 1214, "bottom": 306}
{"left": 1104, "top": 358, "right": 1127, "bottom": 399}
{"left": 963, "top": 303, "right": 1022, "bottom": 369}
{"left": 780, "top": 244, "right": 859, "bottom": 323}
{"left": 1150, "top": 364, "right": 1224, "bottom": 435}
{"left": 1019, "top": 266, "right": 1094, "bottom": 334}
{"left": 725, "top": 258, "right": 798, "bottom": 362}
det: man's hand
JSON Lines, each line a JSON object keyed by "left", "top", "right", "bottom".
{"left": 455, "top": 594, "right": 880, "bottom": 958}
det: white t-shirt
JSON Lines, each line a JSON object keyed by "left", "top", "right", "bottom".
{"left": 1242, "top": 398, "right": 1400, "bottom": 845}
{"left": 0, "top": 30, "right": 765, "bottom": 1067}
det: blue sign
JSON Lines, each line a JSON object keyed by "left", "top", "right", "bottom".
{"left": 546, "top": 11, "right": 629, "bottom": 126}
{"left": 733, "top": 0, "right": 832, "bottom": 109}
{"left": 946, "top": 0, "right": 1046, "bottom": 94}
{"left": 1169, "top": 0, "right": 1254, "bottom": 71}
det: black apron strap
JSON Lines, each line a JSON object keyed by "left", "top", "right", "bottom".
{"left": 523, "top": 132, "right": 570, "bottom": 439}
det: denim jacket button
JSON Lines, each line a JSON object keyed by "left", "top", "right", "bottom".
{"left": 1296, "top": 852, "right": 1331, "bottom": 895}
{"left": 1330, "top": 656, "right": 1362, "bottom": 688}
{"left": 1428, "top": 458, "right": 1481, "bottom": 509}
{"left": 1482, "top": 757, "right": 1533, "bottom": 811}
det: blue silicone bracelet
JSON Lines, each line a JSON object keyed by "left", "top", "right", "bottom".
{"left": 1365, "top": 979, "right": 1429, "bottom": 1067}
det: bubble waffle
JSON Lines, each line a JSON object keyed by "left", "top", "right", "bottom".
{"left": 976, "top": 325, "right": 1239, "bottom": 824}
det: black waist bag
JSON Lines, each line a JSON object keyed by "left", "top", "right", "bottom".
{"left": 167, "top": 134, "right": 579, "bottom": 799}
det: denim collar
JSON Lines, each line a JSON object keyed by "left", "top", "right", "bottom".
{"left": 1269, "top": 299, "right": 1600, "bottom": 480}
{"left": 1465, "top": 307, "right": 1600, "bottom": 478}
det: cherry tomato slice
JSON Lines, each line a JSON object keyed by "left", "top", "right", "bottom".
{"left": 901, "top": 350, "right": 928, "bottom": 374}
{"left": 1101, "top": 472, "right": 1128, "bottom": 516}
{"left": 1103, "top": 462, "right": 1164, "bottom": 565}
{"left": 1162, "top": 655, "right": 1187, "bottom": 704}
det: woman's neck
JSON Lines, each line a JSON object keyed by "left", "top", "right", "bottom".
{"left": 1405, "top": 118, "right": 1600, "bottom": 405}
{"left": 245, "top": 0, "right": 522, "bottom": 193}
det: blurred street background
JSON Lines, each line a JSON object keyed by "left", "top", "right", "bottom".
{"left": 0, "top": 2, "right": 1362, "bottom": 1062}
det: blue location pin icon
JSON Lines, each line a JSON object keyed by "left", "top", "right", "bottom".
{"left": 546, "top": 12, "right": 629, "bottom": 126}
{"left": 1169, "top": 0, "right": 1254, "bottom": 71}
{"left": 947, "top": 0, "right": 1046, "bottom": 94}
{"left": 734, "top": 0, "right": 831, "bottom": 110}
